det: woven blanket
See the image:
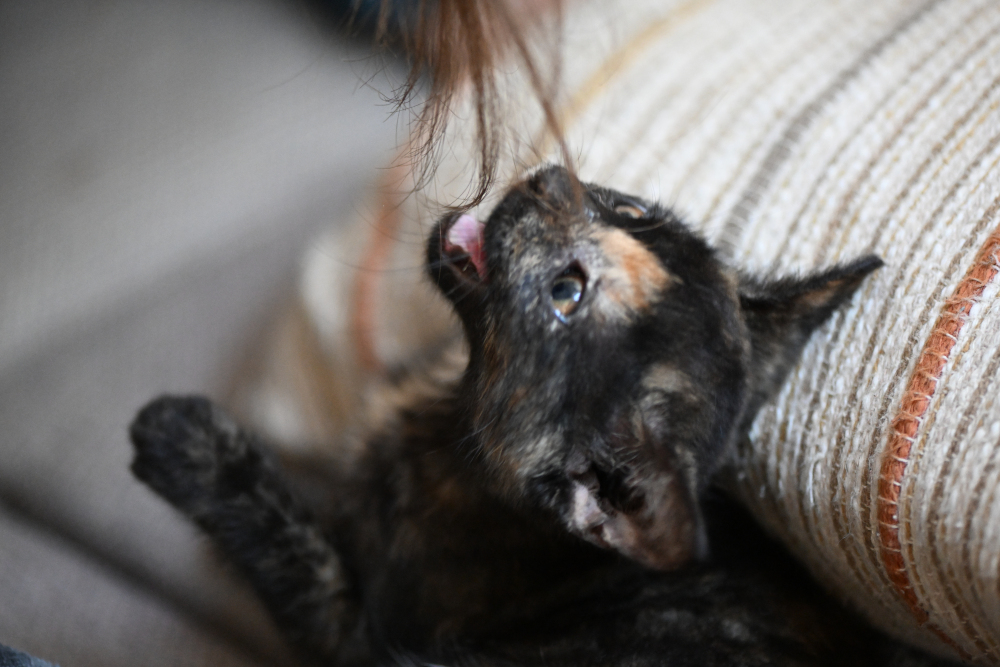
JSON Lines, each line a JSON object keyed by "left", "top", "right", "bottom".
{"left": 239, "top": 0, "right": 1000, "bottom": 662}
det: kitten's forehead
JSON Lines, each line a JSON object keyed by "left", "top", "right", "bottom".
{"left": 489, "top": 196, "right": 676, "bottom": 324}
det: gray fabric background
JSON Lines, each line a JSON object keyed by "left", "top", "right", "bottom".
{"left": 0, "top": 0, "right": 399, "bottom": 664}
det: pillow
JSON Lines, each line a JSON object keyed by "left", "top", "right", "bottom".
{"left": 238, "top": 0, "right": 1000, "bottom": 661}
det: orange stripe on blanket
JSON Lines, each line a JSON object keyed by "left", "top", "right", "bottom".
{"left": 877, "top": 225, "right": 1000, "bottom": 655}
{"left": 350, "top": 163, "right": 408, "bottom": 373}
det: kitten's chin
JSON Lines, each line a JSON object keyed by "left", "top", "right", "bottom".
{"left": 426, "top": 213, "right": 490, "bottom": 325}
{"left": 439, "top": 212, "right": 488, "bottom": 283}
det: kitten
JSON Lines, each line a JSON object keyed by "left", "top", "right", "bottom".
{"left": 130, "top": 166, "right": 954, "bottom": 666}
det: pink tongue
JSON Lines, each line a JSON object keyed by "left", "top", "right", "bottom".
{"left": 447, "top": 214, "right": 487, "bottom": 278}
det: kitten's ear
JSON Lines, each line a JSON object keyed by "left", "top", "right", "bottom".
{"left": 565, "top": 445, "right": 707, "bottom": 571}
{"left": 739, "top": 255, "right": 883, "bottom": 421}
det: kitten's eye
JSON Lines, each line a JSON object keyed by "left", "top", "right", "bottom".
{"left": 551, "top": 267, "right": 586, "bottom": 321}
{"left": 614, "top": 204, "right": 645, "bottom": 219}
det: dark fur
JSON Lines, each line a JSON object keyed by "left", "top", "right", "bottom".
{"left": 131, "top": 167, "right": 955, "bottom": 666}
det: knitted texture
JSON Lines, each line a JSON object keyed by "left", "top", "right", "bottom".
{"left": 253, "top": 0, "right": 1000, "bottom": 661}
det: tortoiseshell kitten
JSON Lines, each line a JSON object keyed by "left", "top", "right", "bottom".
{"left": 130, "top": 166, "right": 956, "bottom": 666}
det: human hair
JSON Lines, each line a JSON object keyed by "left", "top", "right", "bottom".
{"left": 374, "top": 0, "right": 570, "bottom": 207}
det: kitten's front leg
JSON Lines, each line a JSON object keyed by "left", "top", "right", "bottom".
{"left": 130, "top": 396, "right": 365, "bottom": 665}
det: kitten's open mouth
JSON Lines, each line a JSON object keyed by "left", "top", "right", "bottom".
{"left": 442, "top": 213, "right": 488, "bottom": 282}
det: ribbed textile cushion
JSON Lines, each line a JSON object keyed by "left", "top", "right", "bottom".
{"left": 245, "top": 0, "right": 1000, "bottom": 662}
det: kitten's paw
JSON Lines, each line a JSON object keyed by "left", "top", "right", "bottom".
{"left": 130, "top": 395, "right": 260, "bottom": 516}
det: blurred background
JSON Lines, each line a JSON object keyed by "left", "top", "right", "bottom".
{"left": 0, "top": 1, "right": 403, "bottom": 664}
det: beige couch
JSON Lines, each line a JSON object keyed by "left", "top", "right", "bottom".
{"left": 0, "top": 1, "right": 398, "bottom": 664}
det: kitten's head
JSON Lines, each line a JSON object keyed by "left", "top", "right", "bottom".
{"left": 428, "top": 165, "right": 881, "bottom": 571}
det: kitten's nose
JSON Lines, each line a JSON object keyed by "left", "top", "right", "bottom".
{"left": 526, "top": 165, "right": 581, "bottom": 208}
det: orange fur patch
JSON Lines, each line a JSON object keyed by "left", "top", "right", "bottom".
{"left": 592, "top": 228, "right": 673, "bottom": 319}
